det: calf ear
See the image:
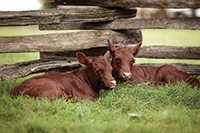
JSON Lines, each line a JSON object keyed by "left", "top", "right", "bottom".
{"left": 103, "top": 51, "right": 110, "bottom": 60}
{"left": 107, "top": 38, "right": 116, "bottom": 55}
{"left": 76, "top": 52, "right": 90, "bottom": 66}
{"left": 132, "top": 41, "right": 142, "bottom": 56}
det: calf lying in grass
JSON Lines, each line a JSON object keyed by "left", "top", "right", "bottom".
{"left": 10, "top": 51, "right": 116, "bottom": 101}
{"left": 107, "top": 39, "right": 199, "bottom": 87}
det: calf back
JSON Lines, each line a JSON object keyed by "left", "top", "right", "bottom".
{"left": 155, "top": 64, "right": 200, "bottom": 87}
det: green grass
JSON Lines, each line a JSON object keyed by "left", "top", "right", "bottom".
{"left": 0, "top": 79, "right": 200, "bottom": 133}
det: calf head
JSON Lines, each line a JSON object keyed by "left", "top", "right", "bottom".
{"left": 107, "top": 39, "right": 142, "bottom": 81}
{"left": 77, "top": 51, "right": 116, "bottom": 90}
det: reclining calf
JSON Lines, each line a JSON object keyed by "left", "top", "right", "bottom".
{"left": 10, "top": 51, "right": 116, "bottom": 101}
{"left": 107, "top": 39, "right": 199, "bottom": 87}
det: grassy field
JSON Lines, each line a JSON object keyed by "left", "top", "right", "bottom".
{"left": 0, "top": 27, "right": 200, "bottom": 133}
{"left": 0, "top": 80, "right": 200, "bottom": 133}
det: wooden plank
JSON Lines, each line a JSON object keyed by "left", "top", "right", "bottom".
{"left": 0, "top": 7, "right": 136, "bottom": 26}
{"left": 135, "top": 45, "right": 200, "bottom": 59}
{"left": 40, "top": 17, "right": 200, "bottom": 30}
{"left": 135, "top": 63, "right": 200, "bottom": 75}
{"left": 47, "top": 0, "right": 200, "bottom": 9}
{"left": 1, "top": 60, "right": 199, "bottom": 81}
{"left": 0, "top": 58, "right": 80, "bottom": 81}
{"left": 0, "top": 30, "right": 142, "bottom": 53}
{"left": 40, "top": 45, "right": 200, "bottom": 60}
{"left": 40, "top": 47, "right": 109, "bottom": 59}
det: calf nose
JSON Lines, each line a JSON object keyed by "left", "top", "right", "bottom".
{"left": 109, "top": 80, "right": 116, "bottom": 89}
{"left": 122, "top": 72, "right": 131, "bottom": 79}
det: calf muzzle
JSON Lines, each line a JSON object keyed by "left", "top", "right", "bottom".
{"left": 109, "top": 80, "right": 116, "bottom": 89}
{"left": 122, "top": 72, "right": 132, "bottom": 80}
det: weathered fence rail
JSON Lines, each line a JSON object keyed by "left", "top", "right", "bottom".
{"left": 135, "top": 45, "right": 200, "bottom": 59}
{"left": 47, "top": 0, "right": 200, "bottom": 9}
{"left": 0, "top": 30, "right": 141, "bottom": 53}
{"left": 0, "top": 0, "right": 200, "bottom": 81}
{"left": 0, "top": 7, "right": 136, "bottom": 26}
{"left": 40, "top": 17, "right": 200, "bottom": 30}
{"left": 39, "top": 45, "right": 200, "bottom": 60}
{"left": 0, "top": 58, "right": 80, "bottom": 81}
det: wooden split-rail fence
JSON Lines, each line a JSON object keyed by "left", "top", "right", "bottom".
{"left": 0, "top": 0, "right": 200, "bottom": 81}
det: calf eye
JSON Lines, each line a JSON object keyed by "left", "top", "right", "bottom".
{"left": 131, "top": 59, "right": 135, "bottom": 64}
{"left": 95, "top": 69, "right": 102, "bottom": 75}
{"left": 115, "top": 58, "right": 121, "bottom": 65}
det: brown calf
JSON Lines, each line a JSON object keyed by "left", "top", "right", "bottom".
{"left": 107, "top": 39, "right": 199, "bottom": 87}
{"left": 9, "top": 52, "right": 116, "bottom": 101}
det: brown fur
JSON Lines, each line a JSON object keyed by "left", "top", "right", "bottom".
{"left": 107, "top": 39, "right": 199, "bottom": 87}
{"left": 9, "top": 51, "right": 116, "bottom": 101}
